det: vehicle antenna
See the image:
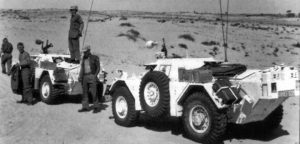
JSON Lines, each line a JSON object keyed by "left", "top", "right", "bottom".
{"left": 225, "top": 0, "right": 230, "bottom": 49}
{"left": 82, "top": 0, "right": 95, "bottom": 48}
{"left": 219, "top": 0, "right": 230, "bottom": 62}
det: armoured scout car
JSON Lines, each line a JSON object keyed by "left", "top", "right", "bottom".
{"left": 109, "top": 57, "right": 299, "bottom": 143}
{"left": 30, "top": 54, "right": 108, "bottom": 104}
{"left": 11, "top": 40, "right": 108, "bottom": 104}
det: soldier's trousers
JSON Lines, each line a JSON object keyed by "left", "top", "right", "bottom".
{"left": 21, "top": 68, "right": 33, "bottom": 103}
{"left": 68, "top": 37, "right": 80, "bottom": 61}
{"left": 81, "top": 74, "right": 99, "bottom": 109}
{"left": 1, "top": 53, "right": 12, "bottom": 74}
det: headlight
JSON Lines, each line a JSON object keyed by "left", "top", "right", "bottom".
{"left": 262, "top": 84, "right": 268, "bottom": 97}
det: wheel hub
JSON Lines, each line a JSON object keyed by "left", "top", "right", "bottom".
{"left": 144, "top": 82, "right": 160, "bottom": 107}
{"left": 189, "top": 105, "right": 210, "bottom": 133}
{"left": 116, "top": 96, "right": 128, "bottom": 119}
{"left": 42, "top": 82, "right": 50, "bottom": 98}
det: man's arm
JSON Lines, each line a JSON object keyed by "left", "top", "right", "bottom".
{"left": 95, "top": 56, "right": 100, "bottom": 76}
{"left": 0, "top": 44, "right": 3, "bottom": 55}
{"left": 80, "top": 23, "right": 84, "bottom": 36}
{"left": 78, "top": 15, "right": 84, "bottom": 36}
{"left": 9, "top": 43, "right": 13, "bottom": 54}
{"left": 78, "top": 62, "right": 83, "bottom": 83}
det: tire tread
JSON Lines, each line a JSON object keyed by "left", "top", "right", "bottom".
{"left": 139, "top": 71, "right": 170, "bottom": 117}
{"left": 112, "top": 87, "right": 138, "bottom": 127}
{"left": 40, "top": 75, "right": 63, "bottom": 104}
{"left": 183, "top": 92, "right": 227, "bottom": 144}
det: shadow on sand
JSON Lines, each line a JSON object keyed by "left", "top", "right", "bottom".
{"left": 224, "top": 123, "right": 289, "bottom": 142}
{"left": 34, "top": 94, "right": 107, "bottom": 105}
{"left": 137, "top": 114, "right": 184, "bottom": 136}
{"left": 110, "top": 114, "right": 289, "bottom": 144}
{"left": 39, "top": 94, "right": 82, "bottom": 105}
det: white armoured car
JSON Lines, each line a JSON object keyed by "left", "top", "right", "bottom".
{"left": 29, "top": 53, "right": 108, "bottom": 104}
{"left": 110, "top": 57, "right": 299, "bottom": 143}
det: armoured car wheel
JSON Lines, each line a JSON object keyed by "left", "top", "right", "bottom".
{"left": 183, "top": 92, "right": 227, "bottom": 144}
{"left": 39, "top": 75, "right": 62, "bottom": 104}
{"left": 139, "top": 71, "right": 170, "bottom": 117}
{"left": 112, "top": 87, "right": 138, "bottom": 127}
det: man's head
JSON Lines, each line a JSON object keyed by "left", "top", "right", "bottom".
{"left": 17, "top": 42, "right": 25, "bottom": 53}
{"left": 82, "top": 45, "right": 91, "bottom": 58}
{"left": 70, "top": 5, "right": 78, "bottom": 16}
{"left": 3, "top": 38, "right": 8, "bottom": 43}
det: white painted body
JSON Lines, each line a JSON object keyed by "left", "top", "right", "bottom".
{"left": 229, "top": 66, "right": 299, "bottom": 124}
{"left": 111, "top": 58, "right": 299, "bottom": 124}
{"left": 32, "top": 54, "right": 107, "bottom": 96}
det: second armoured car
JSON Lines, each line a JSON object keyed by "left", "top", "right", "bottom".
{"left": 110, "top": 57, "right": 299, "bottom": 144}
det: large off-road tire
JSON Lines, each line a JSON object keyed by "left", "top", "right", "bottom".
{"left": 39, "top": 75, "right": 63, "bottom": 104}
{"left": 139, "top": 71, "right": 170, "bottom": 117}
{"left": 183, "top": 92, "right": 227, "bottom": 144}
{"left": 112, "top": 87, "right": 138, "bottom": 127}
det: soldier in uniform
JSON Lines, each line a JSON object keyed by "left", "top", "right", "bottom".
{"left": 69, "top": 5, "right": 84, "bottom": 64}
{"left": 16, "top": 42, "right": 34, "bottom": 105}
{"left": 78, "top": 45, "right": 101, "bottom": 113}
{"left": 1, "top": 38, "right": 13, "bottom": 75}
{"left": 161, "top": 38, "right": 167, "bottom": 58}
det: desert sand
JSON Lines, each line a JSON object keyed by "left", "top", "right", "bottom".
{"left": 0, "top": 9, "right": 299, "bottom": 144}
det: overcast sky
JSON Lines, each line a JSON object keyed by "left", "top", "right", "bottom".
{"left": 0, "top": 0, "right": 299, "bottom": 14}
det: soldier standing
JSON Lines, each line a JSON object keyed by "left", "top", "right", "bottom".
{"left": 69, "top": 5, "right": 84, "bottom": 64}
{"left": 78, "top": 45, "right": 101, "bottom": 113}
{"left": 1, "top": 38, "right": 13, "bottom": 75}
{"left": 16, "top": 42, "right": 34, "bottom": 105}
{"left": 161, "top": 38, "right": 168, "bottom": 58}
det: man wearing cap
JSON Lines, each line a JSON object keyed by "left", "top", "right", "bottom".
{"left": 16, "top": 42, "right": 34, "bottom": 105}
{"left": 78, "top": 45, "right": 101, "bottom": 113}
{"left": 69, "top": 5, "right": 84, "bottom": 64}
{"left": 1, "top": 38, "right": 13, "bottom": 75}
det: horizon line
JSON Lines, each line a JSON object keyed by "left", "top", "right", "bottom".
{"left": 1, "top": 8, "right": 298, "bottom": 15}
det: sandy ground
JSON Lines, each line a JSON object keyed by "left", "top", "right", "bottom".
{"left": 0, "top": 9, "right": 299, "bottom": 144}
{"left": 0, "top": 72, "right": 299, "bottom": 144}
